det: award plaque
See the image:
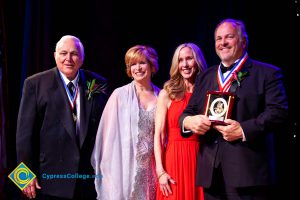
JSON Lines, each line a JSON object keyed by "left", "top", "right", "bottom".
{"left": 204, "top": 91, "right": 235, "bottom": 125}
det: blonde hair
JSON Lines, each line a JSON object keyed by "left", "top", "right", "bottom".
{"left": 164, "top": 43, "right": 207, "bottom": 100}
{"left": 124, "top": 45, "right": 159, "bottom": 78}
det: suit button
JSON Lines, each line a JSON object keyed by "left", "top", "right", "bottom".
{"left": 214, "top": 140, "right": 218, "bottom": 144}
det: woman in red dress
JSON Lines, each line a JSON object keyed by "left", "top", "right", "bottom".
{"left": 154, "top": 43, "right": 207, "bottom": 200}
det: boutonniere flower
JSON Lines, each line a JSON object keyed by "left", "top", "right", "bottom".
{"left": 232, "top": 71, "right": 249, "bottom": 87}
{"left": 86, "top": 79, "right": 101, "bottom": 100}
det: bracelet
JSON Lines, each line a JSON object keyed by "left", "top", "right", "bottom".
{"left": 157, "top": 171, "right": 166, "bottom": 179}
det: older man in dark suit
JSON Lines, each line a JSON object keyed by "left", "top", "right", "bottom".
{"left": 179, "top": 19, "right": 288, "bottom": 200}
{"left": 16, "top": 35, "right": 108, "bottom": 199}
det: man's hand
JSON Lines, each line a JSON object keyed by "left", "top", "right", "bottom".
{"left": 184, "top": 115, "right": 211, "bottom": 135}
{"left": 213, "top": 119, "right": 243, "bottom": 141}
{"left": 22, "top": 178, "right": 41, "bottom": 199}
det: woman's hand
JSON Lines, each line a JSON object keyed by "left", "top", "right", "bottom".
{"left": 158, "top": 171, "right": 176, "bottom": 197}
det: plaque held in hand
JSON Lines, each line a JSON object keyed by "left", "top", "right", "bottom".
{"left": 204, "top": 91, "right": 235, "bottom": 125}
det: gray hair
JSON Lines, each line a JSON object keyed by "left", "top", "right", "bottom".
{"left": 55, "top": 35, "right": 85, "bottom": 60}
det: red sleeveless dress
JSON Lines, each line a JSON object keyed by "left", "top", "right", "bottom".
{"left": 156, "top": 93, "right": 204, "bottom": 200}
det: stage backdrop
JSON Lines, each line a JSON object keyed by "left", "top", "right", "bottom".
{"left": 1, "top": 0, "right": 298, "bottom": 199}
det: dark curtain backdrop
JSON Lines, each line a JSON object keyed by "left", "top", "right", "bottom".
{"left": 1, "top": 0, "right": 298, "bottom": 199}
{"left": 0, "top": 0, "right": 8, "bottom": 197}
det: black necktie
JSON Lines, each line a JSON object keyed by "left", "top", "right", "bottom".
{"left": 220, "top": 63, "right": 235, "bottom": 73}
{"left": 67, "top": 82, "right": 77, "bottom": 121}
{"left": 67, "top": 82, "right": 75, "bottom": 96}
{"left": 67, "top": 82, "right": 80, "bottom": 146}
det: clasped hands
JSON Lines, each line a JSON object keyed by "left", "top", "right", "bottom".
{"left": 184, "top": 115, "right": 243, "bottom": 141}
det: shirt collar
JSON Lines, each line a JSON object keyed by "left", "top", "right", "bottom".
{"left": 59, "top": 71, "right": 79, "bottom": 86}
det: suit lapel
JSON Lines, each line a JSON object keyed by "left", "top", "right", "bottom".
{"left": 229, "top": 58, "right": 252, "bottom": 93}
{"left": 79, "top": 71, "right": 93, "bottom": 147}
{"left": 51, "top": 68, "right": 77, "bottom": 141}
{"left": 211, "top": 66, "right": 220, "bottom": 91}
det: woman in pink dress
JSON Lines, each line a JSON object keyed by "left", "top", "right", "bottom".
{"left": 154, "top": 43, "right": 207, "bottom": 200}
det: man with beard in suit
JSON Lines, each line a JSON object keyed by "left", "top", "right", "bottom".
{"left": 16, "top": 35, "right": 109, "bottom": 199}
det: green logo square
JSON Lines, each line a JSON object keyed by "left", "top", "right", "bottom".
{"left": 8, "top": 162, "right": 36, "bottom": 190}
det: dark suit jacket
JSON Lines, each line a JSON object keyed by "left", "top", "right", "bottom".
{"left": 179, "top": 58, "right": 288, "bottom": 188}
{"left": 16, "top": 67, "right": 109, "bottom": 199}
